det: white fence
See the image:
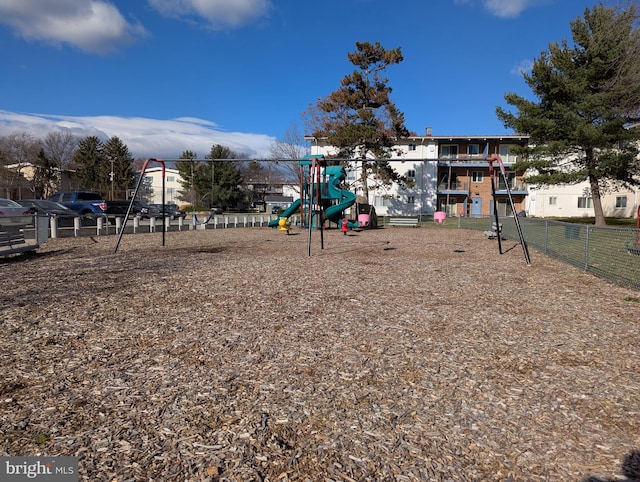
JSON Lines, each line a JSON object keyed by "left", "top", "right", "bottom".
{"left": 46, "top": 214, "right": 298, "bottom": 239}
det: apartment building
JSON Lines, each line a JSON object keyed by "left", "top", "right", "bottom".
{"left": 142, "top": 167, "right": 183, "bottom": 205}
{"left": 305, "top": 131, "right": 530, "bottom": 217}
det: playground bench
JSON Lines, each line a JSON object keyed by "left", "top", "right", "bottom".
{"left": 388, "top": 217, "right": 419, "bottom": 228}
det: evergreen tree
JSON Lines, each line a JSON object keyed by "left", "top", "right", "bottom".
{"left": 175, "top": 150, "right": 199, "bottom": 206}
{"left": 194, "top": 145, "right": 243, "bottom": 208}
{"left": 496, "top": 4, "right": 640, "bottom": 226}
{"left": 72, "top": 136, "right": 105, "bottom": 193}
{"left": 307, "top": 41, "right": 411, "bottom": 199}
{"left": 103, "top": 136, "right": 135, "bottom": 200}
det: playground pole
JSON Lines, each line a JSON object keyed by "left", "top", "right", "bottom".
{"left": 486, "top": 155, "right": 531, "bottom": 265}
{"left": 487, "top": 158, "right": 503, "bottom": 255}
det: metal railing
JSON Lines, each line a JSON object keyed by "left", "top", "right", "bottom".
{"left": 459, "top": 216, "right": 640, "bottom": 290}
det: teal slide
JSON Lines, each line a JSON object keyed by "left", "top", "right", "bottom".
{"left": 268, "top": 165, "right": 356, "bottom": 228}
{"left": 323, "top": 165, "right": 357, "bottom": 225}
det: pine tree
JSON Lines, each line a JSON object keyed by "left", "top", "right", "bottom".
{"left": 175, "top": 150, "right": 199, "bottom": 206}
{"left": 72, "top": 136, "right": 104, "bottom": 193}
{"left": 195, "top": 145, "right": 243, "bottom": 209}
{"left": 496, "top": 4, "right": 640, "bottom": 226}
{"left": 103, "top": 136, "right": 135, "bottom": 200}
{"left": 307, "top": 41, "right": 411, "bottom": 199}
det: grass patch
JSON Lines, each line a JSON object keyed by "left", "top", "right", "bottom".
{"left": 550, "top": 217, "right": 637, "bottom": 227}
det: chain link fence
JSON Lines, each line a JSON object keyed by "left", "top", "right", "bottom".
{"left": 459, "top": 216, "right": 640, "bottom": 291}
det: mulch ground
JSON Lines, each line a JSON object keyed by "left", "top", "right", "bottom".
{"left": 1, "top": 226, "right": 639, "bottom": 481}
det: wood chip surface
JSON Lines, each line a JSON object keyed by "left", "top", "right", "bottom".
{"left": 1, "top": 226, "right": 639, "bottom": 481}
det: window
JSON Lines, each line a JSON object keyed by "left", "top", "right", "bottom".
{"left": 346, "top": 169, "right": 357, "bottom": 181}
{"left": 406, "top": 169, "right": 416, "bottom": 179}
{"left": 406, "top": 196, "right": 415, "bottom": 204}
{"left": 499, "top": 144, "right": 518, "bottom": 163}
{"left": 615, "top": 196, "right": 627, "bottom": 208}
{"left": 472, "top": 171, "right": 484, "bottom": 183}
{"left": 577, "top": 197, "right": 593, "bottom": 209}
{"left": 167, "top": 176, "right": 175, "bottom": 183}
{"left": 497, "top": 172, "right": 516, "bottom": 190}
{"left": 440, "top": 145, "right": 458, "bottom": 158}
{"left": 408, "top": 144, "right": 417, "bottom": 151}
{"left": 467, "top": 144, "right": 480, "bottom": 156}
{"left": 549, "top": 197, "right": 557, "bottom": 205}
{"left": 374, "top": 196, "right": 391, "bottom": 207}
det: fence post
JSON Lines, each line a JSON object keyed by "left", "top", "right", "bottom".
{"left": 73, "top": 217, "right": 81, "bottom": 237}
{"left": 50, "top": 217, "right": 58, "bottom": 239}
{"left": 133, "top": 216, "right": 140, "bottom": 234}
{"left": 584, "top": 227, "right": 590, "bottom": 271}
{"left": 544, "top": 220, "right": 548, "bottom": 254}
{"left": 97, "top": 217, "right": 104, "bottom": 236}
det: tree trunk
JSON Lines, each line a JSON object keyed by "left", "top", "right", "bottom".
{"left": 360, "top": 161, "right": 369, "bottom": 201}
{"left": 589, "top": 174, "right": 607, "bottom": 227}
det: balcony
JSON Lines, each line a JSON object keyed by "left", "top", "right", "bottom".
{"left": 496, "top": 183, "right": 528, "bottom": 195}
{"left": 437, "top": 154, "right": 519, "bottom": 167}
{"left": 437, "top": 181, "right": 469, "bottom": 194}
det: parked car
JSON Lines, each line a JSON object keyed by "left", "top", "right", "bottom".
{"left": 47, "top": 191, "right": 107, "bottom": 222}
{"left": 0, "top": 198, "right": 33, "bottom": 226}
{"left": 131, "top": 201, "right": 160, "bottom": 219}
{"left": 271, "top": 205, "right": 282, "bottom": 214}
{"left": 151, "top": 204, "right": 186, "bottom": 219}
{"left": 16, "top": 199, "right": 81, "bottom": 227}
{"left": 211, "top": 204, "right": 224, "bottom": 214}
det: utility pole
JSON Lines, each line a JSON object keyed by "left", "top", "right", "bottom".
{"left": 110, "top": 156, "right": 115, "bottom": 200}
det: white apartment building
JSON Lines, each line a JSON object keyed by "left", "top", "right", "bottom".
{"left": 142, "top": 167, "right": 183, "bottom": 205}
{"left": 305, "top": 132, "right": 530, "bottom": 217}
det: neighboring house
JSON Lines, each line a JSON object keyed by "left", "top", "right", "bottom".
{"left": 305, "top": 131, "right": 530, "bottom": 217}
{"left": 526, "top": 182, "right": 640, "bottom": 218}
{"left": 3, "top": 163, "right": 74, "bottom": 199}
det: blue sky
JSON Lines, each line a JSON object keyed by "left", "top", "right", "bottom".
{"left": 0, "top": 0, "right": 611, "bottom": 159}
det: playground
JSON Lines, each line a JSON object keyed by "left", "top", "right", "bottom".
{"left": 1, "top": 226, "right": 638, "bottom": 481}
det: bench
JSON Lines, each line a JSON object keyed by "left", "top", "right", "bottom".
{"left": 388, "top": 217, "right": 419, "bottom": 228}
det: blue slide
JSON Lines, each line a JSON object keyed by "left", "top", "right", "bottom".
{"left": 268, "top": 165, "right": 356, "bottom": 228}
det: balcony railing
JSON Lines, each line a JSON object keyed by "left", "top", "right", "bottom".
{"left": 437, "top": 181, "right": 469, "bottom": 192}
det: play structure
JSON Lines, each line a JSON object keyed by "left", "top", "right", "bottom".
{"left": 626, "top": 205, "right": 640, "bottom": 255}
{"left": 486, "top": 154, "right": 531, "bottom": 265}
{"left": 268, "top": 155, "right": 357, "bottom": 255}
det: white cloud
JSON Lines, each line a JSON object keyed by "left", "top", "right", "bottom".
{"left": 147, "top": 0, "right": 272, "bottom": 30}
{"left": 511, "top": 59, "right": 533, "bottom": 76}
{"left": 483, "top": 0, "right": 531, "bottom": 18}
{"left": 0, "top": 110, "right": 275, "bottom": 159}
{"left": 0, "top": 0, "right": 146, "bottom": 53}
{"left": 455, "top": 0, "right": 550, "bottom": 19}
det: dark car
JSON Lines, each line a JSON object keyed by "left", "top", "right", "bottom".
{"left": 211, "top": 204, "right": 224, "bottom": 215}
{"left": 271, "top": 205, "right": 282, "bottom": 214}
{"left": 151, "top": 204, "right": 186, "bottom": 220}
{"left": 17, "top": 199, "right": 81, "bottom": 227}
{"left": 131, "top": 201, "right": 160, "bottom": 219}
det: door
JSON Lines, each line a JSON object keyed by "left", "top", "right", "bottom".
{"left": 471, "top": 197, "right": 482, "bottom": 217}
